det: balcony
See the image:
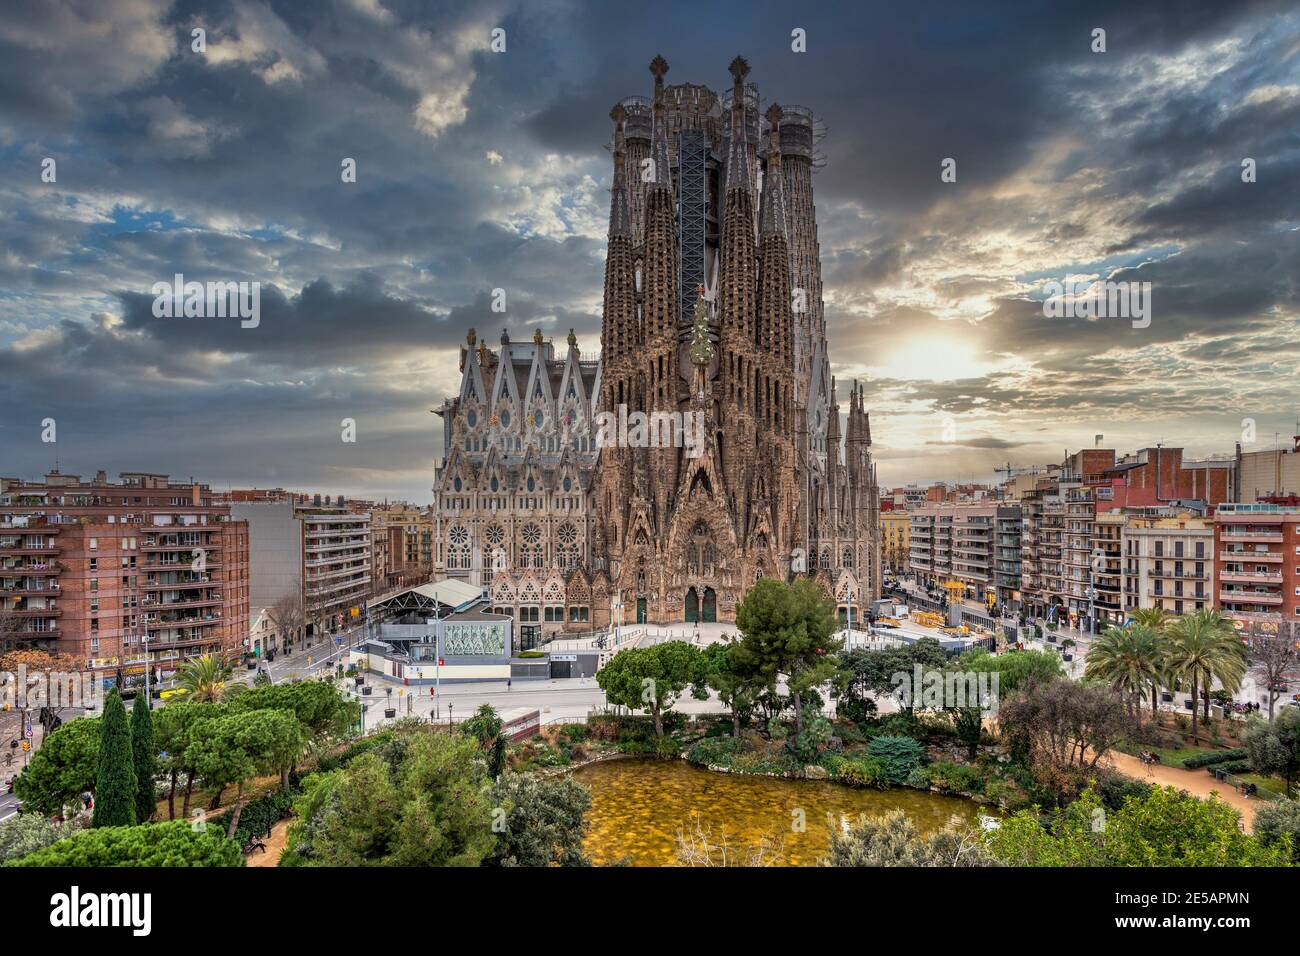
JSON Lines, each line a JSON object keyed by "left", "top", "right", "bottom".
{"left": 1218, "top": 570, "right": 1283, "bottom": 584}
{"left": 1219, "top": 590, "right": 1282, "bottom": 606}
{"left": 1220, "top": 550, "right": 1281, "bottom": 563}
{"left": 1220, "top": 531, "right": 1283, "bottom": 543}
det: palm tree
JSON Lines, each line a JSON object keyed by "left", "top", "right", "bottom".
{"left": 174, "top": 654, "right": 240, "bottom": 703}
{"left": 1168, "top": 609, "right": 1247, "bottom": 741}
{"left": 1130, "top": 607, "right": 1174, "bottom": 717}
{"left": 1085, "top": 623, "right": 1161, "bottom": 728}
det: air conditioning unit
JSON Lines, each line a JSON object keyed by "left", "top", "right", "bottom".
{"left": 361, "top": 686, "right": 372, "bottom": 696}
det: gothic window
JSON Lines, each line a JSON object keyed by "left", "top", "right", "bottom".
{"left": 448, "top": 525, "right": 471, "bottom": 570}
{"left": 687, "top": 543, "right": 698, "bottom": 575}
{"left": 820, "top": 548, "right": 831, "bottom": 570}
{"left": 467, "top": 409, "right": 477, "bottom": 428}
{"left": 521, "top": 523, "right": 544, "bottom": 568}
{"left": 557, "top": 522, "right": 579, "bottom": 570}
{"left": 485, "top": 524, "right": 505, "bottom": 547}
{"left": 842, "top": 547, "right": 854, "bottom": 570}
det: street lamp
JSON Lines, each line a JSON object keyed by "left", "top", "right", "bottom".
{"left": 141, "top": 622, "right": 152, "bottom": 711}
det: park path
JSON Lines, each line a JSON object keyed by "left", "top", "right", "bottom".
{"left": 245, "top": 818, "right": 291, "bottom": 867}
{"left": 1105, "top": 750, "right": 1258, "bottom": 830}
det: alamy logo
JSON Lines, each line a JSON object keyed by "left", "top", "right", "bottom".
{"left": 50, "top": 887, "right": 152, "bottom": 937}
{"left": 151, "top": 273, "right": 260, "bottom": 328}
{"left": 594, "top": 403, "right": 705, "bottom": 459}
{"left": 1041, "top": 279, "right": 1151, "bottom": 329}
{"left": 0, "top": 665, "right": 100, "bottom": 712}
{"left": 891, "top": 664, "right": 999, "bottom": 714}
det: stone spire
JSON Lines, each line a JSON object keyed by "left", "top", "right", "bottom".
{"left": 725, "top": 56, "right": 750, "bottom": 192}
{"left": 601, "top": 105, "right": 638, "bottom": 366}
{"left": 650, "top": 55, "right": 671, "bottom": 190}
{"left": 608, "top": 104, "right": 631, "bottom": 238}
{"left": 760, "top": 103, "right": 786, "bottom": 238}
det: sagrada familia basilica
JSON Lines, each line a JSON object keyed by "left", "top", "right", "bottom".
{"left": 432, "top": 56, "right": 880, "bottom": 647}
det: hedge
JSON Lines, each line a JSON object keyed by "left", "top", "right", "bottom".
{"left": 1182, "top": 748, "right": 1249, "bottom": 770}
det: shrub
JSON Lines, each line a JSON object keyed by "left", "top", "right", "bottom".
{"left": 927, "top": 761, "right": 987, "bottom": 794}
{"left": 1253, "top": 799, "right": 1300, "bottom": 864}
{"left": 866, "top": 735, "right": 926, "bottom": 786}
{"left": 1211, "top": 760, "right": 1252, "bottom": 775}
{"left": 686, "top": 736, "right": 748, "bottom": 767}
{"left": 833, "top": 757, "right": 891, "bottom": 789}
{"left": 554, "top": 723, "right": 588, "bottom": 743}
{"left": 6, "top": 820, "right": 244, "bottom": 867}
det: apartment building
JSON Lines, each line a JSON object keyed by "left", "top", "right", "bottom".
{"left": 370, "top": 503, "right": 434, "bottom": 593}
{"left": 1214, "top": 502, "right": 1300, "bottom": 626}
{"left": 1120, "top": 510, "right": 1214, "bottom": 617}
{"left": 0, "top": 471, "right": 249, "bottom": 685}
{"left": 229, "top": 494, "right": 372, "bottom": 640}
{"left": 909, "top": 503, "right": 1020, "bottom": 608}
{"left": 880, "top": 509, "right": 910, "bottom": 575}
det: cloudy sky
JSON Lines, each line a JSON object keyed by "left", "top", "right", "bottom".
{"left": 2, "top": 0, "right": 1297, "bottom": 503}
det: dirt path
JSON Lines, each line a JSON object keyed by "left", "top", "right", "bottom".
{"left": 245, "top": 818, "right": 291, "bottom": 867}
{"left": 1106, "top": 750, "right": 1258, "bottom": 830}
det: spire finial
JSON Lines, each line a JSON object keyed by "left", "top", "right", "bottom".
{"left": 728, "top": 55, "right": 750, "bottom": 86}
{"left": 467, "top": 327, "right": 476, "bottom": 347}
{"left": 533, "top": 328, "right": 544, "bottom": 346}
{"left": 649, "top": 55, "right": 669, "bottom": 83}
{"left": 567, "top": 328, "right": 577, "bottom": 350}
{"left": 500, "top": 328, "right": 510, "bottom": 346}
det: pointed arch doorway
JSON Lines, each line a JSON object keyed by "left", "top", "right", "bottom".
{"left": 685, "top": 587, "right": 699, "bottom": 623}
{"left": 702, "top": 587, "right": 717, "bottom": 623}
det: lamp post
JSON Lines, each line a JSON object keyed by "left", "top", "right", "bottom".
{"left": 141, "top": 621, "right": 152, "bottom": 710}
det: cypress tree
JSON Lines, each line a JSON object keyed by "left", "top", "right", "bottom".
{"left": 131, "top": 692, "right": 157, "bottom": 823}
{"left": 93, "top": 689, "right": 137, "bottom": 827}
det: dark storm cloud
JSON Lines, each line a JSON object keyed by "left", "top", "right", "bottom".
{"left": 1, "top": 0, "right": 1296, "bottom": 497}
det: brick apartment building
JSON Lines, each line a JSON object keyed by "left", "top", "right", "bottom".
{"left": 0, "top": 471, "right": 250, "bottom": 687}
{"left": 1213, "top": 502, "right": 1300, "bottom": 628}
{"left": 1020, "top": 444, "right": 1233, "bottom": 632}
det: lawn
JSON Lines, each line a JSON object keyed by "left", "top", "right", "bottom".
{"left": 1116, "top": 740, "right": 1222, "bottom": 767}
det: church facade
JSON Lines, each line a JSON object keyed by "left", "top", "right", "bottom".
{"left": 432, "top": 56, "right": 879, "bottom": 647}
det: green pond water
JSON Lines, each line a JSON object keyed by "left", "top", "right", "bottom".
{"left": 573, "top": 758, "right": 984, "bottom": 866}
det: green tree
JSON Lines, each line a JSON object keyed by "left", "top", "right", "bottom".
{"left": 0, "top": 814, "right": 78, "bottom": 863}
{"left": 284, "top": 730, "right": 494, "bottom": 866}
{"left": 130, "top": 693, "right": 157, "bottom": 823}
{"left": 734, "top": 577, "right": 842, "bottom": 740}
{"left": 596, "top": 640, "right": 704, "bottom": 738}
{"left": 460, "top": 703, "right": 507, "bottom": 779}
{"left": 1168, "top": 609, "right": 1247, "bottom": 740}
{"left": 192, "top": 709, "right": 305, "bottom": 838}
{"left": 1129, "top": 607, "right": 1175, "bottom": 716}
{"left": 174, "top": 653, "right": 242, "bottom": 703}
{"left": 836, "top": 638, "right": 948, "bottom": 722}
{"left": 1243, "top": 708, "right": 1300, "bottom": 798}
{"left": 1085, "top": 623, "right": 1162, "bottom": 728}
{"left": 485, "top": 773, "right": 592, "bottom": 866}
{"left": 946, "top": 648, "right": 1061, "bottom": 759}
{"left": 699, "top": 640, "right": 760, "bottom": 737}
{"left": 822, "top": 810, "right": 996, "bottom": 867}
{"left": 152, "top": 701, "right": 218, "bottom": 820}
{"left": 986, "top": 786, "right": 1291, "bottom": 866}
{"left": 92, "top": 690, "right": 136, "bottom": 828}
{"left": 229, "top": 681, "right": 358, "bottom": 783}
{"left": 12, "top": 716, "right": 99, "bottom": 816}
{"left": 1253, "top": 799, "right": 1300, "bottom": 863}
{"left": 5, "top": 820, "right": 244, "bottom": 867}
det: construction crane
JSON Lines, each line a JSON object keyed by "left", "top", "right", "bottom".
{"left": 997, "top": 462, "right": 1047, "bottom": 483}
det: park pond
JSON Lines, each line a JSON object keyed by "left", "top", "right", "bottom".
{"left": 573, "top": 757, "right": 985, "bottom": 866}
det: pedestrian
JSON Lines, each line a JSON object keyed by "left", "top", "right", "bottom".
{"left": 507, "top": 678, "right": 512, "bottom": 692}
